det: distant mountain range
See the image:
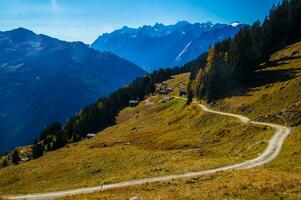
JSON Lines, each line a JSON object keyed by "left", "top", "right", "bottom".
{"left": 92, "top": 21, "right": 245, "bottom": 71}
{"left": 0, "top": 28, "right": 145, "bottom": 153}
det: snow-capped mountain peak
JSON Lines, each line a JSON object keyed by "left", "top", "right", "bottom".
{"left": 230, "top": 22, "right": 241, "bottom": 27}
{"left": 92, "top": 21, "right": 245, "bottom": 70}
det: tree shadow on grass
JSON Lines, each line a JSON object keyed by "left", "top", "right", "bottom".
{"left": 219, "top": 68, "right": 298, "bottom": 101}
{"left": 263, "top": 55, "right": 301, "bottom": 68}
{"left": 249, "top": 68, "right": 297, "bottom": 88}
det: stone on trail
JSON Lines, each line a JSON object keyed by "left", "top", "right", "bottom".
{"left": 130, "top": 196, "right": 140, "bottom": 200}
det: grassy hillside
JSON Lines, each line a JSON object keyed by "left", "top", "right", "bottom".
{"left": 0, "top": 73, "right": 273, "bottom": 195}
{"left": 214, "top": 41, "right": 301, "bottom": 127}
{"left": 59, "top": 42, "right": 301, "bottom": 199}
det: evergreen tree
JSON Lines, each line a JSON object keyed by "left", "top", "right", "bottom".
{"left": 12, "top": 150, "right": 20, "bottom": 165}
{"left": 1, "top": 158, "right": 8, "bottom": 168}
{"left": 186, "top": 80, "right": 193, "bottom": 105}
{"left": 30, "top": 63, "right": 192, "bottom": 158}
{"left": 32, "top": 140, "right": 44, "bottom": 159}
{"left": 192, "top": 0, "right": 301, "bottom": 101}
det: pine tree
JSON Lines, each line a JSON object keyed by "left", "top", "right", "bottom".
{"left": 186, "top": 80, "right": 193, "bottom": 105}
{"left": 1, "top": 158, "right": 8, "bottom": 168}
{"left": 12, "top": 150, "right": 20, "bottom": 165}
{"left": 32, "top": 140, "right": 44, "bottom": 159}
{"left": 30, "top": 64, "right": 191, "bottom": 158}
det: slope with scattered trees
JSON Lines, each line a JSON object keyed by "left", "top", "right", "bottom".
{"left": 30, "top": 65, "right": 193, "bottom": 159}
{"left": 191, "top": 0, "right": 301, "bottom": 102}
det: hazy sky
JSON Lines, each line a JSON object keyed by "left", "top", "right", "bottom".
{"left": 0, "top": 0, "right": 281, "bottom": 43}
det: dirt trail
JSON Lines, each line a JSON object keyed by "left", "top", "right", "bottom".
{"left": 4, "top": 98, "right": 291, "bottom": 200}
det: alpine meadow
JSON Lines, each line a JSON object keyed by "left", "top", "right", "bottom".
{"left": 0, "top": 1, "right": 300, "bottom": 200}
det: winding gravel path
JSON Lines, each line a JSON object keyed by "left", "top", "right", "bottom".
{"left": 4, "top": 98, "right": 291, "bottom": 200}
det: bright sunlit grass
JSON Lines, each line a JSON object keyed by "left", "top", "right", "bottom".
{"left": 0, "top": 73, "right": 272, "bottom": 195}
{"left": 58, "top": 39, "right": 301, "bottom": 200}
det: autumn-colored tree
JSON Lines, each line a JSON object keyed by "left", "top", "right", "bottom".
{"left": 194, "top": 68, "right": 203, "bottom": 97}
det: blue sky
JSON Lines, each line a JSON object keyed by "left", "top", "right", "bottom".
{"left": 0, "top": 0, "right": 281, "bottom": 43}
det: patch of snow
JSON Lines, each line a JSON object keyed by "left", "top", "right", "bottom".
{"left": 175, "top": 41, "right": 192, "bottom": 62}
{"left": 231, "top": 22, "right": 241, "bottom": 27}
{"left": 36, "top": 76, "right": 40, "bottom": 80}
{"left": 5, "top": 63, "right": 24, "bottom": 72}
{"left": 131, "top": 34, "right": 137, "bottom": 38}
{"left": 182, "top": 31, "right": 186, "bottom": 35}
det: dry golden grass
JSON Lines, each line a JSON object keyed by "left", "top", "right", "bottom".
{"left": 62, "top": 170, "right": 301, "bottom": 200}
{"left": 60, "top": 127, "right": 301, "bottom": 200}
{"left": 58, "top": 41, "right": 301, "bottom": 200}
{"left": 214, "top": 41, "right": 301, "bottom": 126}
{"left": 0, "top": 73, "right": 272, "bottom": 195}
{"left": 3, "top": 42, "right": 301, "bottom": 199}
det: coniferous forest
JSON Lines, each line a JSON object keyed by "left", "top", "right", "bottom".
{"left": 31, "top": 66, "right": 191, "bottom": 158}
{"left": 31, "top": 0, "right": 301, "bottom": 159}
{"left": 190, "top": 0, "right": 301, "bottom": 102}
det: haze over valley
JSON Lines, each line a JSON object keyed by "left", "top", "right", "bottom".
{"left": 1, "top": 1, "right": 300, "bottom": 200}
